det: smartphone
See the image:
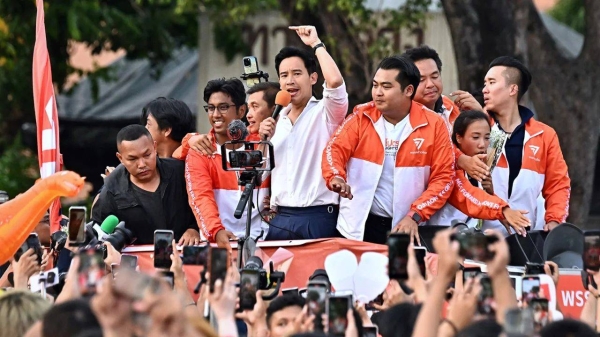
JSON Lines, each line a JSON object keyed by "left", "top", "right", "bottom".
{"left": 153, "top": 230, "right": 174, "bottom": 269}
{"left": 121, "top": 254, "right": 138, "bottom": 270}
{"left": 111, "top": 263, "right": 120, "bottom": 278}
{"left": 182, "top": 245, "right": 208, "bottom": 266}
{"left": 242, "top": 56, "right": 260, "bottom": 87}
{"left": 530, "top": 298, "right": 549, "bottom": 331}
{"left": 478, "top": 275, "right": 495, "bottom": 316}
{"left": 455, "top": 232, "right": 498, "bottom": 261}
{"left": 209, "top": 247, "right": 228, "bottom": 293}
{"left": 158, "top": 271, "right": 174, "bottom": 289}
{"left": 363, "top": 326, "right": 379, "bottom": 337}
{"left": 365, "top": 293, "right": 384, "bottom": 311}
{"left": 583, "top": 231, "right": 600, "bottom": 271}
{"left": 327, "top": 295, "right": 351, "bottom": 336}
{"left": 68, "top": 206, "right": 87, "bottom": 246}
{"left": 306, "top": 280, "right": 328, "bottom": 317}
{"left": 521, "top": 276, "right": 541, "bottom": 304}
{"left": 239, "top": 269, "right": 260, "bottom": 311}
{"left": 463, "top": 267, "right": 482, "bottom": 284}
{"left": 388, "top": 233, "right": 411, "bottom": 280}
{"left": 525, "top": 262, "right": 546, "bottom": 275}
{"left": 414, "top": 247, "right": 427, "bottom": 278}
{"left": 15, "top": 233, "right": 43, "bottom": 264}
{"left": 78, "top": 247, "right": 106, "bottom": 295}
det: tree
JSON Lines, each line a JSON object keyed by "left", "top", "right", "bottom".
{"left": 550, "top": 0, "right": 584, "bottom": 34}
{"left": 441, "top": 0, "right": 600, "bottom": 226}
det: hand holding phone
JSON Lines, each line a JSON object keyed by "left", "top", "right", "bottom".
{"left": 154, "top": 230, "right": 174, "bottom": 269}
{"left": 182, "top": 246, "right": 208, "bottom": 266}
{"left": 78, "top": 248, "right": 106, "bottom": 295}
{"left": 521, "top": 276, "right": 541, "bottom": 304}
{"left": 327, "top": 295, "right": 351, "bottom": 336}
{"left": 239, "top": 270, "right": 260, "bottom": 311}
{"left": 209, "top": 247, "right": 228, "bottom": 293}
{"left": 584, "top": 231, "right": 600, "bottom": 271}
{"left": 242, "top": 56, "right": 260, "bottom": 87}
{"left": 454, "top": 232, "right": 498, "bottom": 262}
{"left": 68, "top": 206, "right": 87, "bottom": 246}
{"left": 388, "top": 234, "right": 411, "bottom": 280}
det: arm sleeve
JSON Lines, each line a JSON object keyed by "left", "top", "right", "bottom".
{"left": 542, "top": 131, "right": 571, "bottom": 223}
{"left": 410, "top": 118, "right": 455, "bottom": 221}
{"left": 91, "top": 187, "right": 116, "bottom": 223}
{"left": 172, "top": 132, "right": 199, "bottom": 160}
{"left": 448, "top": 173, "right": 508, "bottom": 220}
{"left": 322, "top": 111, "right": 361, "bottom": 189}
{"left": 453, "top": 146, "right": 465, "bottom": 170}
{"left": 322, "top": 82, "right": 349, "bottom": 127}
{"left": 185, "top": 150, "right": 225, "bottom": 242}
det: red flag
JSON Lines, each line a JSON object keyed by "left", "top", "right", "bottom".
{"left": 33, "top": 0, "right": 62, "bottom": 233}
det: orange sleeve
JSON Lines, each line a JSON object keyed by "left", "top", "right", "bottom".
{"left": 453, "top": 146, "right": 464, "bottom": 170}
{"left": 542, "top": 130, "right": 571, "bottom": 223}
{"left": 448, "top": 172, "right": 507, "bottom": 220}
{"left": 172, "top": 132, "right": 198, "bottom": 160}
{"left": 410, "top": 118, "right": 455, "bottom": 221}
{"left": 321, "top": 111, "right": 361, "bottom": 189}
{"left": 185, "top": 150, "right": 225, "bottom": 242}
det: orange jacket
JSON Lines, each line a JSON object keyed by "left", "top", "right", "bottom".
{"left": 322, "top": 101, "right": 455, "bottom": 240}
{"left": 484, "top": 119, "right": 570, "bottom": 231}
{"left": 183, "top": 131, "right": 269, "bottom": 242}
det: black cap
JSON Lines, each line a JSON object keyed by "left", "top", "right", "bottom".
{"left": 543, "top": 223, "right": 584, "bottom": 269}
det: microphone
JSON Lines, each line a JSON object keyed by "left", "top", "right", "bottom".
{"left": 92, "top": 215, "right": 119, "bottom": 240}
{"left": 272, "top": 90, "right": 291, "bottom": 120}
{"left": 227, "top": 119, "right": 249, "bottom": 141}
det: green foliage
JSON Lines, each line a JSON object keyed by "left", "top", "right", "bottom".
{"left": 0, "top": 133, "right": 39, "bottom": 198}
{"left": 550, "top": 0, "right": 584, "bottom": 34}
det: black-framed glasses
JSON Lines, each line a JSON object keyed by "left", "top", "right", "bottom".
{"left": 204, "top": 104, "right": 236, "bottom": 114}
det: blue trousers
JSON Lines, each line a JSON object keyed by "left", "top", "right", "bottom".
{"left": 265, "top": 205, "right": 340, "bottom": 240}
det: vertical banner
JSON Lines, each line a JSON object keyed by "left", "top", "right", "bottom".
{"left": 32, "top": 0, "right": 62, "bottom": 232}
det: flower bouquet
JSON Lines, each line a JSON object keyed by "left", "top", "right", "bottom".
{"left": 487, "top": 127, "right": 509, "bottom": 174}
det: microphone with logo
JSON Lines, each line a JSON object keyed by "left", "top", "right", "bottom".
{"left": 84, "top": 215, "right": 136, "bottom": 253}
{"left": 263, "top": 91, "right": 292, "bottom": 141}
{"left": 227, "top": 119, "right": 249, "bottom": 142}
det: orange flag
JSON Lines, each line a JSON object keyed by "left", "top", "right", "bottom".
{"left": 33, "top": 0, "right": 62, "bottom": 233}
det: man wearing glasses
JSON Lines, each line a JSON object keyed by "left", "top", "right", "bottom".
{"left": 185, "top": 78, "right": 269, "bottom": 254}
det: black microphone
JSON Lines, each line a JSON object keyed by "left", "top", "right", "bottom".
{"left": 227, "top": 119, "right": 249, "bottom": 141}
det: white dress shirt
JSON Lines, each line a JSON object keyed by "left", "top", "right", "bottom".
{"left": 269, "top": 82, "right": 348, "bottom": 208}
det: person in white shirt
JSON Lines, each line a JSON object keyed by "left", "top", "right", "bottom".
{"left": 259, "top": 25, "right": 348, "bottom": 240}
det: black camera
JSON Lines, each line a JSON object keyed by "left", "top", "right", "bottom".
{"left": 229, "top": 150, "right": 263, "bottom": 169}
{"left": 83, "top": 222, "right": 136, "bottom": 259}
{"left": 243, "top": 256, "right": 269, "bottom": 290}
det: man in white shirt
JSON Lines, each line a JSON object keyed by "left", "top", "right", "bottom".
{"left": 259, "top": 25, "right": 348, "bottom": 240}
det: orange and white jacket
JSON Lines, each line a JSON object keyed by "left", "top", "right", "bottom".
{"left": 322, "top": 101, "right": 455, "bottom": 240}
{"left": 430, "top": 170, "right": 508, "bottom": 226}
{"left": 483, "top": 119, "right": 570, "bottom": 232}
{"left": 437, "top": 95, "right": 466, "bottom": 163}
{"left": 183, "top": 131, "right": 269, "bottom": 242}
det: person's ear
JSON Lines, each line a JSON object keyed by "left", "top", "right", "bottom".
{"left": 163, "top": 127, "right": 172, "bottom": 139}
{"left": 238, "top": 104, "right": 248, "bottom": 119}
{"left": 404, "top": 84, "right": 415, "bottom": 98}
{"left": 456, "top": 134, "right": 463, "bottom": 146}
{"left": 116, "top": 152, "right": 123, "bottom": 163}
{"left": 310, "top": 72, "right": 318, "bottom": 86}
{"left": 510, "top": 84, "right": 519, "bottom": 98}
{"left": 153, "top": 141, "right": 157, "bottom": 152}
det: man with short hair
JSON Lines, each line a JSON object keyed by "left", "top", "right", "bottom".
{"left": 265, "top": 294, "right": 305, "bottom": 337}
{"left": 92, "top": 125, "right": 199, "bottom": 245}
{"left": 259, "top": 26, "right": 348, "bottom": 240}
{"left": 481, "top": 56, "right": 570, "bottom": 233}
{"left": 322, "top": 56, "right": 455, "bottom": 244}
{"left": 141, "top": 97, "right": 195, "bottom": 158}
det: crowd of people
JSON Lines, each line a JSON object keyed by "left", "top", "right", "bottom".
{"left": 0, "top": 24, "right": 589, "bottom": 337}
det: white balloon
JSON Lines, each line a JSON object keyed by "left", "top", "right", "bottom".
{"left": 325, "top": 249, "right": 358, "bottom": 293}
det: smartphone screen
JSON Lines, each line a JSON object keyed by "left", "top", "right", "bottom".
{"left": 522, "top": 276, "right": 541, "bottom": 304}
{"left": 363, "top": 326, "right": 379, "bottom": 337}
{"left": 584, "top": 231, "right": 600, "bottom": 271}
{"left": 78, "top": 248, "right": 106, "bottom": 295}
{"left": 414, "top": 247, "right": 427, "bottom": 278}
{"left": 209, "top": 248, "right": 228, "bottom": 293}
{"left": 121, "top": 254, "right": 138, "bottom": 270}
{"left": 327, "top": 296, "right": 351, "bottom": 336}
{"left": 388, "top": 234, "right": 411, "bottom": 280}
{"left": 68, "top": 206, "right": 87, "bottom": 245}
{"left": 182, "top": 246, "right": 208, "bottom": 266}
{"left": 525, "top": 263, "right": 546, "bottom": 275}
{"left": 153, "top": 230, "right": 174, "bottom": 269}
{"left": 478, "top": 276, "right": 495, "bottom": 316}
{"left": 306, "top": 282, "right": 328, "bottom": 316}
{"left": 239, "top": 270, "right": 260, "bottom": 311}
{"left": 463, "top": 267, "right": 482, "bottom": 284}
{"left": 457, "top": 233, "right": 497, "bottom": 261}
{"left": 531, "top": 298, "right": 549, "bottom": 331}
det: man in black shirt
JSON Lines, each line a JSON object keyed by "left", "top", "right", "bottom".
{"left": 92, "top": 125, "right": 199, "bottom": 245}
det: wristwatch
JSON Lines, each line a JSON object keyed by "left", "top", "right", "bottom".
{"left": 312, "top": 42, "right": 325, "bottom": 53}
{"left": 407, "top": 210, "right": 422, "bottom": 224}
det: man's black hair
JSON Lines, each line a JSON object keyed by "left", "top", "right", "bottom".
{"left": 452, "top": 110, "right": 490, "bottom": 147}
{"left": 203, "top": 78, "right": 246, "bottom": 108}
{"left": 455, "top": 318, "right": 503, "bottom": 337}
{"left": 266, "top": 293, "right": 306, "bottom": 327}
{"left": 402, "top": 45, "right": 443, "bottom": 72}
{"left": 275, "top": 47, "right": 318, "bottom": 76}
{"left": 376, "top": 303, "right": 422, "bottom": 337}
{"left": 540, "top": 319, "right": 597, "bottom": 337}
{"left": 116, "top": 124, "right": 152, "bottom": 148}
{"left": 140, "top": 97, "right": 195, "bottom": 143}
{"left": 247, "top": 82, "right": 281, "bottom": 108}
{"left": 376, "top": 56, "right": 421, "bottom": 100}
{"left": 42, "top": 299, "right": 101, "bottom": 337}
{"left": 488, "top": 56, "right": 532, "bottom": 101}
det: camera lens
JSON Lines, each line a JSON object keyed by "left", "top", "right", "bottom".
{"left": 243, "top": 58, "right": 251, "bottom": 67}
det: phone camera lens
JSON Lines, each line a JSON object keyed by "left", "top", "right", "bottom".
{"left": 243, "top": 58, "right": 251, "bottom": 67}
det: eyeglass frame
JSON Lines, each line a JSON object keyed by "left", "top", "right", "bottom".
{"left": 203, "top": 103, "right": 238, "bottom": 114}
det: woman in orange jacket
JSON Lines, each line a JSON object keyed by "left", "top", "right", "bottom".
{"left": 429, "top": 110, "right": 531, "bottom": 236}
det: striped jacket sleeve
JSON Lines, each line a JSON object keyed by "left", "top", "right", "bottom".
{"left": 542, "top": 130, "right": 571, "bottom": 223}
{"left": 322, "top": 111, "right": 361, "bottom": 188}
{"left": 185, "top": 150, "right": 225, "bottom": 242}
{"left": 448, "top": 172, "right": 507, "bottom": 220}
{"left": 410, "top": 118, "right": 455, "bottom": 220}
